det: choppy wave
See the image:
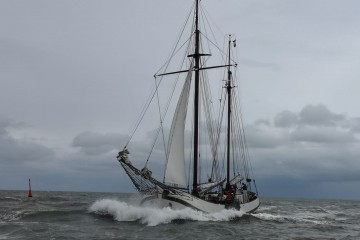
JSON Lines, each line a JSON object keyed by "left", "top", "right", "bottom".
{"left": 247, "top": 200, "right": 354, "bottom": 226}
{"left": 252, "top": 212, "right": 326, "bottom": 224}
{"left": 0, "top": 210, "right": 24, "bottom": 222}
{"left": 0, "top": 209, "right": 84, "bottom": 223}
{"left": 0, "top": 196, "right": 22, "bottom": 202}
{"left": 88, "top": 199, "right": 244, "bottom": 226}
{"left": 1, "top": 191, "right": 360, "bottom": 239}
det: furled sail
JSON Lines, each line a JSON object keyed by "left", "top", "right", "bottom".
{"left": 164, "top": 64, "right": 193, "bottom": 187}
{"left": 230, "top": 174, "right": 244, "bottom": 185}
{"left": 197, "top": 179, "right": 226, "bottom": 195}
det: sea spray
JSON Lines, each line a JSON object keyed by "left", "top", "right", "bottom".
{"left": 88, "top": 199, "right": 245, "bottom": 226}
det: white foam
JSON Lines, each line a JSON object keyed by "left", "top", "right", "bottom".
{"left": 88, "top": 199, "right": 244, "bottom": 226}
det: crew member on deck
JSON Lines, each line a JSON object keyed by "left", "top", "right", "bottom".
{"left": 242, "top": 183, "right": 248, "bottom": 202}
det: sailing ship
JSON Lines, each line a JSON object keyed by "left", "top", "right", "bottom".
{"left": 117, "top": 0, "right": 260, "bottom": 213}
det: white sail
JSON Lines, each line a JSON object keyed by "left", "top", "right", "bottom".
{"left": 164, "top": 65, "right": 192, "bottom": 187}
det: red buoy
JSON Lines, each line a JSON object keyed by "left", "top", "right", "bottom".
{"left": 28, "top": 178, "right": 33, "bottom": 198}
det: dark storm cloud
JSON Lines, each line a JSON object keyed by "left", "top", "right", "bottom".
{"left": 290, "top": 126, "right": 355, "bottom": 143}
{"left": 269, "top": 104, "right": 358, "bottom": 144}
{"left": 0, "top": 116, "right": 54, "bottom": 165}
{"left": 274, "top": 110, "right": 298, "bottom": 128}
{"left": 72, "top": 131, "right": 129, "bottom": 155}
{"left": 299, "top": 104, "right": 345, "bottom": 126}
{"left": 274, "top": 104, "right": 346, "bottom": 128}
{"left": 248, "top": 104, "right": 360, "bottom": 199}
{"left": 0, "top": 115, "right": 27, "bottom": 133}
{"left": 245, "top": 123, "right": 286, "bottom": 149}
{"left": 346, "top": 117, "right": 360, "bottom": 133}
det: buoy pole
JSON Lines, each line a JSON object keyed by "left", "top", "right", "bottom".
{"left": 28, "top": 178, "right": 33, "bottom": 198}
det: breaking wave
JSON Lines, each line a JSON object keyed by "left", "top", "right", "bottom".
{"left": 88, "top": 199, "right": 244, "bottom": 226}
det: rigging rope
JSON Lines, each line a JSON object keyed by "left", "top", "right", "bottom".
{"left": 124, "top": 2, "right": 194, "bottom": 155}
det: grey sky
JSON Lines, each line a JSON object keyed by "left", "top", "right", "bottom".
{"left": 1, "top": 0, "right": 359, "bottom": 200}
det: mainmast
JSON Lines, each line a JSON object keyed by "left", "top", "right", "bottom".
{"left": 155, "top": 0, "right": 234, "bottom": 194}
{"left": 192, "top": 0, "right": 200, "bottom": 194}
{"left": 191, "top": 2, "right": 234, "bottom": 194}
{"left": 226, "top": 35, "right": 233, "bottom": 190}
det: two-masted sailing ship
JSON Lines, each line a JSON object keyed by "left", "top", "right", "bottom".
{"left": 117, "top": 0, "right": 260, "bottom": 213}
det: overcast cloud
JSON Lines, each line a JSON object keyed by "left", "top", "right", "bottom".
{"left": 1, "top": 0, "right": 360, "bottom": 200}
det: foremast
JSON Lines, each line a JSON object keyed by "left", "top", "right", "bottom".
{"left": 226, "top": 36, "right": 233, "bottom": 191}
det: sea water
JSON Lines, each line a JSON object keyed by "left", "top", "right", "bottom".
{"left": 0, "top": 190, "right": 359, "bottom": 239}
